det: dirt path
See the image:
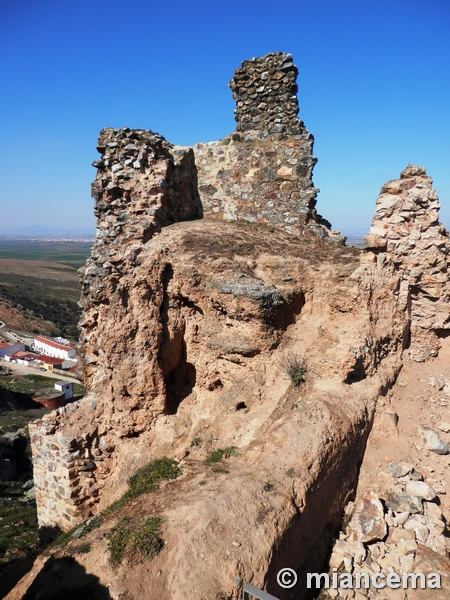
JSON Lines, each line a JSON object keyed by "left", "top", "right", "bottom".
{"left": 2, "top": 361, "right": 80, "bottom": 382}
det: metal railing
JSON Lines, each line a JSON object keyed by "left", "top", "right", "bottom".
{"left": 243, "top": 583, "right": 280, "bottom": 600}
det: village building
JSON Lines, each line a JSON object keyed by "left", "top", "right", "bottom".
{"left": 33, "top": 382, "right": 74, "bottom": 409}
{"left": 0, "top": 341, "right": 25, "bottom": 358}
{"left": 33, "top": 336, "right": 76, "bottom": 360}
{"left": 5, "top": 350, "right": 39, "bottom": 365}
{"left": 37, "top": 355, "right": 65, "bottom": 371}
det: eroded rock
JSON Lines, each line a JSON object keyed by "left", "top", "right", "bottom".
{"left": 347, "top": 492, "right": 387, "bottom": 543}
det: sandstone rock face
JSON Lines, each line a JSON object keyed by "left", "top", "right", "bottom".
{"left": 26, "top": 215, "right": 407, "bottom": 599}
{"left": 364, "top": 165, "right": 450, "bottom": 360}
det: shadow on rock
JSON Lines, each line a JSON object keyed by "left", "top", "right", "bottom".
{"left": 22, "top": 555, "right": 111, "bottom": 600}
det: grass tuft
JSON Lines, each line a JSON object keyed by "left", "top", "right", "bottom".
{"left": 73, "top": 542, "right": 91, "bottom": 554}
{"left": 49, "top": 516, "right": 103, "bottom": 549}
{"left": 212, "top": 466, "right": 229, "bottom": 474}
{"left": 107, "top": 515, "right": 163, "bottom": 566}
{"left": 279, "top": 352, "right": 307, "bottom": 387}
{"left": 206, "top": 447, "right": 237, "bottom": 463}
{"left": 104, "top": 457, "right": 181, "bottom": 514}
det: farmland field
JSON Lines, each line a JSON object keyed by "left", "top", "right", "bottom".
{"left": 0, "top": 240, "right": 93, "bottom": 269}
{"left": 0, "top": 239, "right": 93, "bottom": 339}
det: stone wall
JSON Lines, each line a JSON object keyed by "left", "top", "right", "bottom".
{"left": 190, "top": 131, "right": 340, "bottom": 238}
{"left": 88, "top": 53, "right": 344, "bottom": 242}
{"left": 364, "top": 165, "right": 450, "bottom": 360}
{"left": 185, "top": 51, "right": 343, "bottom": 240}
{"left": 230, "top": 52, "right": 300, "bottom": 134}
{"left": 29, "top": 402, "right": 110, "bottom": 529}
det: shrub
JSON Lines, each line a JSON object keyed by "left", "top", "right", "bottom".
{"left": 279, "top": 352, "right": 307, "bottom": 387}
{"left": 107, "top": 515, "right": 164, "bottom": 566}
{"left": 263, "top": 481, "right": 274, "bottom": 492}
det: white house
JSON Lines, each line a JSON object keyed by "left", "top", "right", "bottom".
{"left": 0, "top": 342, "right": 25, "bottom": 358}
{"left": 54, "top": 381, "right": 73, "bottom": 400}
{"left": 33, "top": 336, "right": 76, "bottom": 360}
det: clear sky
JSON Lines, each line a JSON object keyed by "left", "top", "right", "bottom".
{"left": 1, "top": 0, "right": 449, "bottom": 235}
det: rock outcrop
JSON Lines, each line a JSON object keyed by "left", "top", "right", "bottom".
{"left": 26, "top": 219, "right": 405, "bottom": 599}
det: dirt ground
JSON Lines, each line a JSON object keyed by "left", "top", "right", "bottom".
{"left": 358, "top": 335, "right": 450, "bottom": 523}
{"left": 1, "top": 361, "right": 80, "bottom": 382}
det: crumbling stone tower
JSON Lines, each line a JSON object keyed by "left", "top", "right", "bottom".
{"left": 230, "top": 52, "right": 301, "bottom": 134}
{"left": 192, "top": 52, "right": 344, "bottom": 241}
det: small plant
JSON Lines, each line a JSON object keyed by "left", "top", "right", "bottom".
{"left": 190, "top": 436, "right": 202, "bottom": 447}
{"left": 263, "top": 481, "right": 274, "bottom": 492}
{"left": 291, "top": 402, "right": 298, "bottom": 410}
{"left": 104, "top": 457, "right": 181, "bottom": 514}
{"left": 212, "top": 466, "right": 229, "bottom": 474}
{"left": 285, "top": 468, "right": 295, "bottom": 477}
{"left": 107, "top": 515, "right": 164, "bottom": 567}
{"left": 206, "top": 447, "right": 237, "bottom": 463}
{"left": 73, "top": 542, "right": 91, "bottom": 554}
{"left": 198, "top": 480, "right": 207, "bottom": 486}
{"left": 279, "top": 352, "right": 307, "bottom": 387}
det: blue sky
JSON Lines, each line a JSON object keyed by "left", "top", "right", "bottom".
{"left": 1, "top": 0, "right": 449, "bottom": 235}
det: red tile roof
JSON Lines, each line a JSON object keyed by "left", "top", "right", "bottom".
{"left": 38, "top": 355, "right": 65, "bottom": 365}
{"left": 12, "top": 352, "right": 40, "bottom": 360}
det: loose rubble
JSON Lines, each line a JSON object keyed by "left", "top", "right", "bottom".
{"left": 322, "top": 360, "right": 450, "bottom": 599}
